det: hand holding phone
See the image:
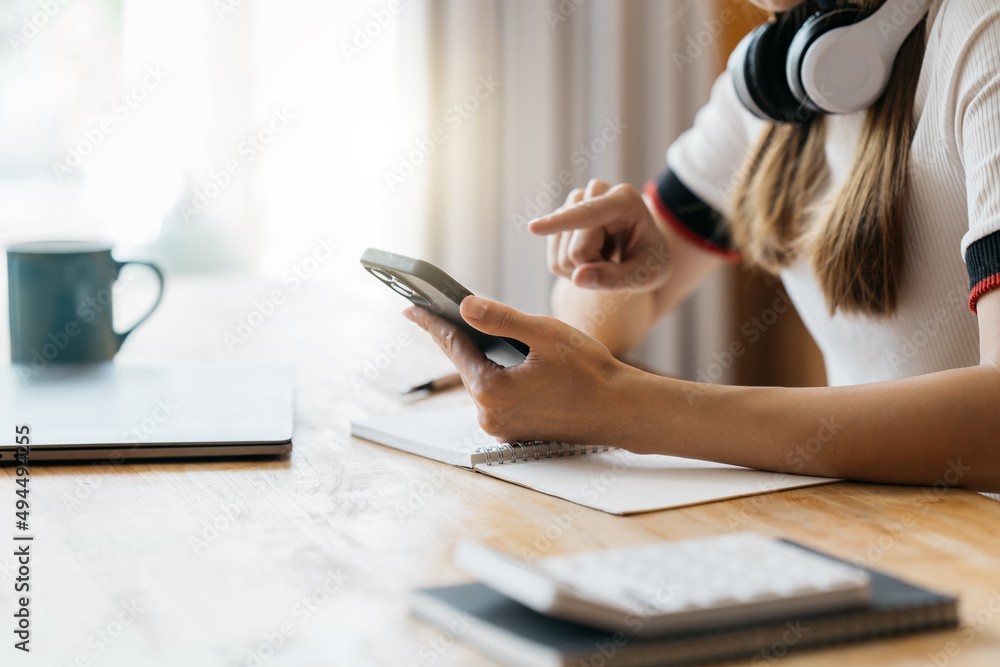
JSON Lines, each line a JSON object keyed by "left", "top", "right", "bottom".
{"left": 360, "top": 248, "right": 529, "bottom": 367}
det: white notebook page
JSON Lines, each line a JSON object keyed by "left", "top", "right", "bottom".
{"left": 351, "top": 406, "right": 840, "bottom": 514}
{"left": 475, "top": 449, "right": 838, "bottom": 515}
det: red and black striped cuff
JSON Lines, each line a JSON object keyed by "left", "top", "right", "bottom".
{"left": 967, "top": 230, "right": 1000, "bottom": 313}
{"left": 644, "top": 169, "right": 739, "bottom": 261}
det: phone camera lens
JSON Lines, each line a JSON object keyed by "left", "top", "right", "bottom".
{"left": 369, "top": 268, "right": 395, "bottom": 283}
{"left": 390, "top": 280, "right": 416, "bottom": 297}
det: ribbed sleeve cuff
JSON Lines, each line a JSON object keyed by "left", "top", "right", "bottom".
{"left": 643, "top": 170, "right": 739, "bottom": 261}
{"left": 966, "top": 230, "right": 1000, "bottom": 312}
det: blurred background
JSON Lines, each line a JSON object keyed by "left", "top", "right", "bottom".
{"left": 0, "top": 0, "right": 825, "bottom": 388}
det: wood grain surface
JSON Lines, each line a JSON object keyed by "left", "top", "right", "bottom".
{"left": 3, "top": 274, "right": 1000, "bottom": 667}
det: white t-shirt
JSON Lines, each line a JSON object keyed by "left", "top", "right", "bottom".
{"left": 652, "top": 0, "right": 1000, "bottom": 386}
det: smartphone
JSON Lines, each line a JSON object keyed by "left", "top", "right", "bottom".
{"left": 360, "top": 248, "right": 529, "bottom": 367}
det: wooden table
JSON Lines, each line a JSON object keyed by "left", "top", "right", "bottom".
{"left": 4, "top": 273, "right": 1000, "bottom": 667}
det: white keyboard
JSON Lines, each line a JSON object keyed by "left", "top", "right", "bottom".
{"left": 455, "top": 533, "right": 871, "bottom": 636}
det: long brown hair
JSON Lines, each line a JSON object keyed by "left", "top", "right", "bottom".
{"left": 730, "top": 0, "right": 927, "bottom": 317}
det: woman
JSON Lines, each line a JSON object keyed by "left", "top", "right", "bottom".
{"left": 405, "top": 0, "right": 1000, "bottom": 491}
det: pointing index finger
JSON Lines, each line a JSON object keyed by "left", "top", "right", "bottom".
{"left": 527, "top": 189, "right": 640, "bottom": 236}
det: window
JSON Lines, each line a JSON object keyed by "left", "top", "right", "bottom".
{"left": 0, "top": 0, "right": 412, "bottom": 278}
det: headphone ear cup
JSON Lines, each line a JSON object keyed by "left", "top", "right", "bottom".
{"left": 730, "top": 25, "right": 773, "bottom": 122}
{"left": 786, "top": 7, "right": 864, "bottom": 113}
{"left": 733, "top": 19, "right": 812, "bottom": 125}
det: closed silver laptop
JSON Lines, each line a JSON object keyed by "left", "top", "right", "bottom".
{"left": 0, "top": 363, "right": 293, "bottom": 462}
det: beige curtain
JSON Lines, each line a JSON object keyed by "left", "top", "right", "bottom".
{"left": 398, "top": 0, "right": 733, "bottom": 379}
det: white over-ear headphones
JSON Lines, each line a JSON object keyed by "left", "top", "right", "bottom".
{"left": 730, "top": 0, "right": 931, "bottom": 124}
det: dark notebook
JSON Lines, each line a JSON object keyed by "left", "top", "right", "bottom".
{"left": 410, "top": 542, "right": 958, "bottom": 667}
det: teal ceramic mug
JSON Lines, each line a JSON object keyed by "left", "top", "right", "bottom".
{"left": 6, "top": 241, "right": 165, "bottom": 365}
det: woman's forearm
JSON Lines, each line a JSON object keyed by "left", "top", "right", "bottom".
{"left": 620, "top": 363, "right": 1000, "bottom": 491}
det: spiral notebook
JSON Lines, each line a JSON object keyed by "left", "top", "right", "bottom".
{"left": 350, "top": 406, "right": 839, "bottom": 515}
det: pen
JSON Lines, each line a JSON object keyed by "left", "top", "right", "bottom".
{"left": 403, "top": 373, "right": 464, "bottom": 396}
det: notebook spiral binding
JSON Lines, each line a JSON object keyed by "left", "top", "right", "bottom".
{"left": 474, "top": 441, "right": 611, "bottom": 466}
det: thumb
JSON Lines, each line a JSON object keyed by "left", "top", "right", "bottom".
{"left": 460, "top": 296, "right": 548, "bottom": 345}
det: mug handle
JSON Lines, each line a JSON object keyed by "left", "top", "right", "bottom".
{"left": 113, "top": 260, "right": 166, "bottom": 348}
